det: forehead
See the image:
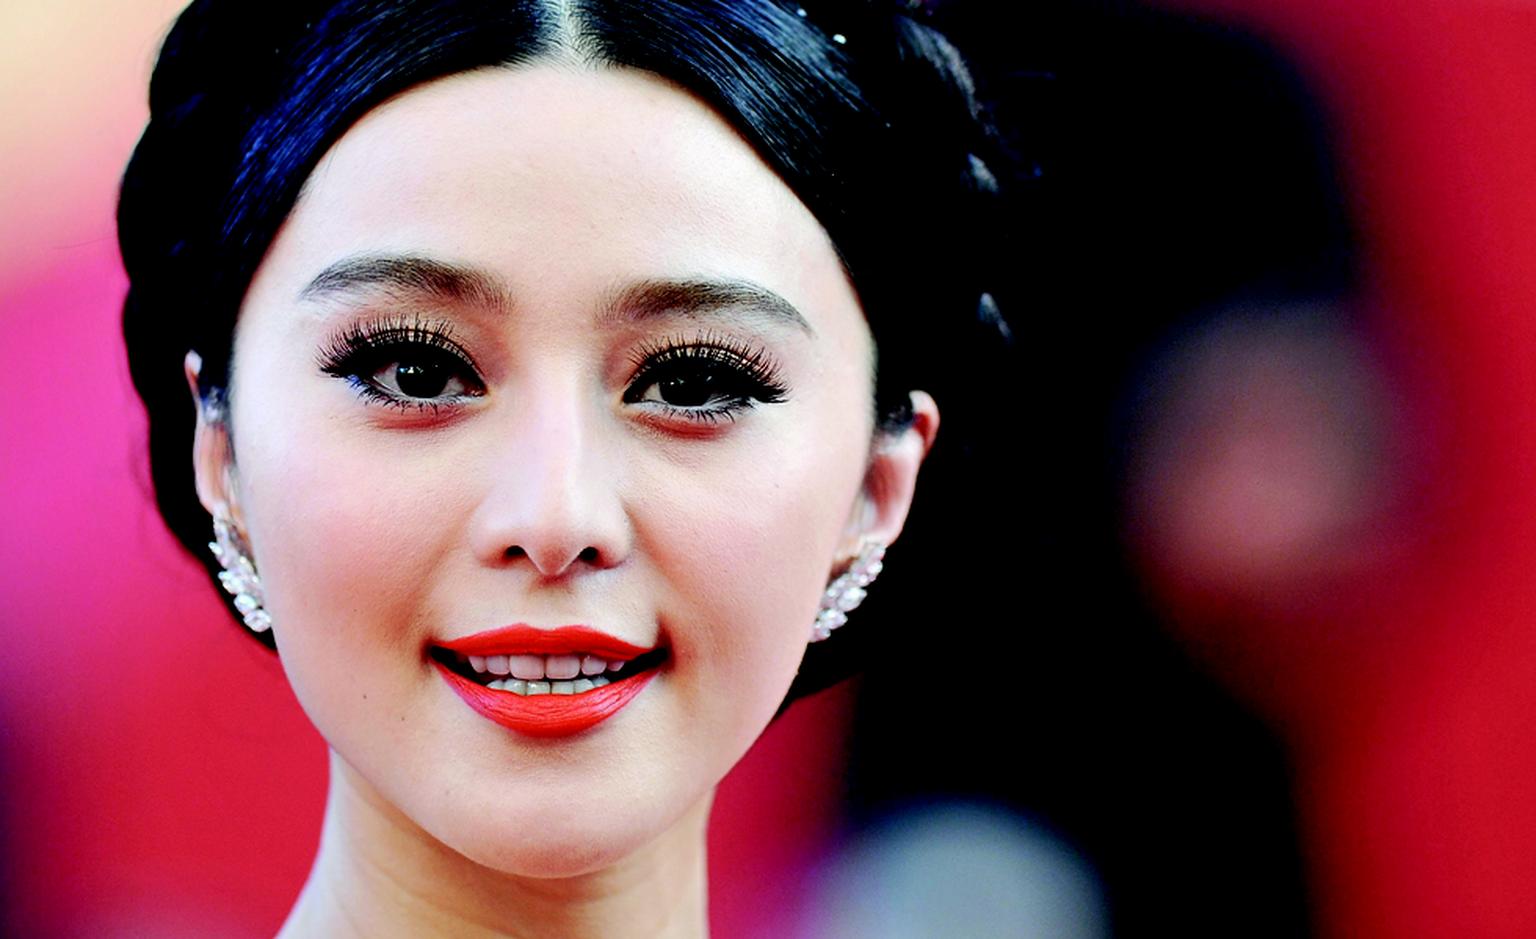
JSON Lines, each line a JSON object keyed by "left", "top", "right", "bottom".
{"left": 260, "top": 63, "right": 855, "bottom": 320}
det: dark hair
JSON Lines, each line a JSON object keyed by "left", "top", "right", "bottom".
{"left": 119, "top": 0, "right": 1015, "bottom": 692}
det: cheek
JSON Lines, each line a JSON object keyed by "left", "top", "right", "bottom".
{"left": 231, "top": 397, "right": 458, "bottom": 731}
{"left": 633, "top": 417, "right": 869, "bottom": 740}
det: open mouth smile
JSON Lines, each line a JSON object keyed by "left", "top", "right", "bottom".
{"left": 430, "top": 625, "right": 666, "bottom": 738}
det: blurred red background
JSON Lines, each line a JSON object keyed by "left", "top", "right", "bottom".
{"left": 4, "top": 1, "right": 1536, "bottom": 936}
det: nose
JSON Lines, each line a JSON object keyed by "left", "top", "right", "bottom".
{"left": 467, "top": 385, "right": 631, "bottom": 581}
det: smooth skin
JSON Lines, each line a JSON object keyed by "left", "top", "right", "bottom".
{"left": 186, "top": 62, "right": 936, "bottom": 939}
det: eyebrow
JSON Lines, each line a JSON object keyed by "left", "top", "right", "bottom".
{"left": 299, "top": 254, "right": 509, "bottom": 310}
{"left": 597, "top": 277, "right": 814, "bottom": 337}
{"left": 298, "top": 253, "right": 814, "bottom": 336}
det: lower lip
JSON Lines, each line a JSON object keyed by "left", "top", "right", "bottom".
{"left": 433, "top": 661, "right": 657, "bottom": 738}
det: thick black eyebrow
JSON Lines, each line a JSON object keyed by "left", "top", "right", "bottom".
{"left": 298, "top": 254, "right": 510, "bottom": 310}
{"left": 598, "top": 277, "right": 815, "bottom": 337}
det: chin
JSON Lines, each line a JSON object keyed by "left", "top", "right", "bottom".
{"left": 384, "top": 756, "right": 702, "bottom": 879}
{"left": 471, "top": 834, "right": 641, "bottom": 880}
{"left": 437, "top": 799, "right": 693, "bottom": 880}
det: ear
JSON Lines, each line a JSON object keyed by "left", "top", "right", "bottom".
{"left": 839, "top": 390, "right": 940, "bottom": 556}
{"left": 184, "top": 350, "right": 245, "bottom": 528}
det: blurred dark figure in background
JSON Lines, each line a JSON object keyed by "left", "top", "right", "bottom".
{"left": 830, "top": 3, "right": 1356, "bottom": 935}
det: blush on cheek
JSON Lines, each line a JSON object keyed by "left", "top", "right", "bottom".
{"left": 243, "top": 451, "right": 449, "bottom": 766}
{"left": 648, "top": 458, "right": 851, "bottom": 708}
{"left": 245, "top": 439, "right": 446, "bottom": 659}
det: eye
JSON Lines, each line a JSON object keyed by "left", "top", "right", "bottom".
{"left": 622, "top": 336, "right": 789, "bottom": 424}
{"left": 369, "top": 349, "right": 479, "bottom": 400}
{"left": 316, "top": 314, "right": 485, "bottom": 413}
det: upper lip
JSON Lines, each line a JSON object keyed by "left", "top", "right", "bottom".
{"left": 434, "top": 624, "right": 655, "bottom": 660}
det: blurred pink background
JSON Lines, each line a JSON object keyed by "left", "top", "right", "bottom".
{"left": 5, "top": 1, "right": 1536, "bottom": 936}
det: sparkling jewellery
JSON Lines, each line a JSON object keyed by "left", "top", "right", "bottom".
{"left": 208, "top": 505, "right": 272, "bottom": 633}
{"left": 811, "top": 539, "right": 886, "bottom": 642}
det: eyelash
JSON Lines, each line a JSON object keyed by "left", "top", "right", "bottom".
{"left": 315, "top": 317, "right": 790, "bottom": 424}
{"left": 622, "top": 332, "right": 790, "bottom": 424}
{"left": 315, "top": 313, "right": 485, "bottom": 416}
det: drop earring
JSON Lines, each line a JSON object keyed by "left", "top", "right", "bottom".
{"left": 208, "top": 503, "right": 272, "bottom": 633}
{"left": 811, "top": 538, "right": 886, "bottom": 642}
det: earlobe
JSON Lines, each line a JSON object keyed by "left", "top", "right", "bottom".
{"left": 185, "top": 350, "right": 241, "bottom": 523}
{"left": 842, "top": 390, "right": 940, "bottom": 553}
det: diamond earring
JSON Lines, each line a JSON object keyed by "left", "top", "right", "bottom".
{"left": 208, "top": 503, "right": 271, "bottom": 633}
{"left": 811, "top": 538, "right": 886, "bottom": 642}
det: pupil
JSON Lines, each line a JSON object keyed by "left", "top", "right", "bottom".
{"left": 661, "top": 373, "right": 715, "bottom": 407}
{"left": 396, "top": 359, "right": 448, "bottom": 398}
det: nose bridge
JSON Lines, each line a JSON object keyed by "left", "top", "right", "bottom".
{"left": 471, "top": 372, "right": 627, "bottom": 578}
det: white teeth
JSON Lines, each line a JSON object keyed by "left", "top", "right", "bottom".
{"left": 546, "top": 655, "right": 581, "bottom": 680}
{"left": 454, "top": 648, "right": 647, "bottom": 695}
{"left": 468, "top": 652, "right": 634, "bottom": 681}
{"left": 508, "top": 654, "right": 545, "bottom": 680}
{"left": 477, "top": 674, "right": 617, "bottom": 695}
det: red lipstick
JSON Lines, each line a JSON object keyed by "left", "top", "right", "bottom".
{"left": 433, "top": 625, "right": 660, "bottom": 738}
{"left": 437, "top": 624, "right": 651, "bottom": 660}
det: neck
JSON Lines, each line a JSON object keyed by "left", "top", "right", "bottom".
{"left": 276, "top": 751, "right": 712, "bottom": 939}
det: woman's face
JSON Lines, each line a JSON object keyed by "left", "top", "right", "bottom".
{"left": 191, "top": 64, "right": 931, "bottom": 876}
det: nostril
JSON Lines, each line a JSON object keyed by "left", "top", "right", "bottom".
{"left": 500, "top": 544, "right": 604, "bottom": 571}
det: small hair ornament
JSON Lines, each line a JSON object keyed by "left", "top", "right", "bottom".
{"left": 208, "top": 503, "right": 272, "bottom": 633}
{"left": 811, "top": 538, "right": 886, "bottom": 642}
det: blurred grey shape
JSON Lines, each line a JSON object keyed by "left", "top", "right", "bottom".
{"left": 806, "top": 802, "right": 1109, "bottom": 939}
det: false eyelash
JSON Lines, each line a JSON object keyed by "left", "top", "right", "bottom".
{"left": 624, "top": 332, "right": 791, "bottom": 419}
{"left": 626, "top": 332, "right": 789, "bottom": 395}
{"left": 315, "top": 312, "right": 479, "bottom": 374}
